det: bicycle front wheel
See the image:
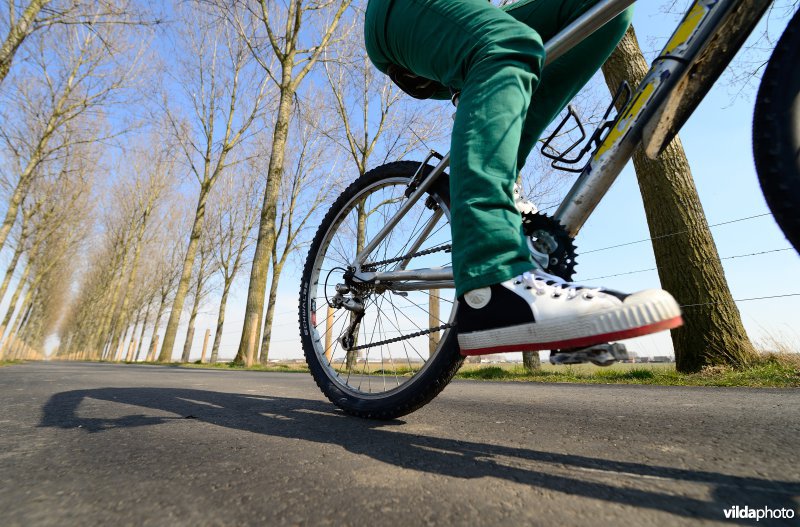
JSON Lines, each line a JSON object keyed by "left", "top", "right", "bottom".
{"left": 299, "top": 161, "right": 463, "bottom": 419}
{"left": 753, "top": 7, "right": 800, "bottom": 251}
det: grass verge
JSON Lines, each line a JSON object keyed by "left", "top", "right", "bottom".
{"left": 173, "top": 361, "right": 310, "bottom": 374}
{"left": 456, "top": 357, "right": 800, "bottom": 387}
{"left": 160, "top": 353, "right": 800, "bottom": 388}
{"left": 0, "top": 360, "right": 22, "bottom": 367}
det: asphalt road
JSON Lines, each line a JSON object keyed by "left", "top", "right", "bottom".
{"left": 1, "top": 362, "right": 798, "bottom": 526}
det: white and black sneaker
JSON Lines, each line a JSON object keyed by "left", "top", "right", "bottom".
{"left": 456, "top": 269, "right": 682, "bottom": 355}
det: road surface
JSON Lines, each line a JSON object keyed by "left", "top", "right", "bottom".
{"left": 0, "top": 362, "right": 798, "bottom": 526}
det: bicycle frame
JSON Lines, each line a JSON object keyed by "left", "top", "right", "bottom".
{"left": 353, "top": 0, "right": 772, "bottom": 290}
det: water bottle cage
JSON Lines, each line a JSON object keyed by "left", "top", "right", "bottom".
{"left": 540, "top": 81, "right": 632, "bottom": 173}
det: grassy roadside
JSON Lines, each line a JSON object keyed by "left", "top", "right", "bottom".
{"left": 0, "top": 360, "right": 22, "bottom": 368}
{"left": 456, "top": 360, "right": 800, "bottom": 387}
{"left": 163, "top": 354, "right": 800, "bottom": 388}
{"left": 179, "top": 361, "right": 311, "bottom": 374}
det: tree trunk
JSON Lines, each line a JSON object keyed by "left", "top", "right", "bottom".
{"left": 235, "top": 87, "right": 294, "bottom": 366}
{"left": 126, "top": 339, "right": 137, "bottom": 362}
{"left": 0, "top": 0, "right": 51, "bottom": 86}
{"left": 258, "top": 259, "right": 285, "bottom": 364}
{"left": 200, "top": 329, "right": 210, "bottom": 363}
{"left": 347, "top": 201, "right": 367, "bottom": 370}
{"left": 115, "top": 324, "right": 132, "bottom": 361}
{"left": 147, "top": 334, "right": 160, "bottom": 363}
{"left": 180, "top": 293, "right": 201, "bottom": 363}
{"left": 0, "top": 261, "right": 30, "bottom": 346}
{"left": 107, "top": 218, "right": 148, "bottom": 360}
{"left": 0, "top": 179, "right": 29, "bottom": 255}
{"left": 91, "top": 254, "right": 129, "bottom": 360}
{"left": 210, "top": 280, "right": 232, "bottom": 364}
{"left": 126, "top": 307, "right": 144, "bottom": 361}
{"left": 601, "top": 26, "right": 755, "bottom": 372}
{"left": 522, "top": 351, "right": 540, "bottom": 373}
{"left": 134, "top": 298, "right": 153, "bottom": 362}
{"left": 159, "top": 191, "right": 208, "bottom": 361}
{"left": 0, "top": 224, "right": 28, "bottom": 304}
{"left": 180, "top": 321, "right": 196, "bottom": 363}
{"left": 147, "top": 293, "right": 168, "bottom": 362}
{"left": 428, "top": 289, "right": 440, "bottom": 357}
{"left": 1, "top": 285, "right": 33, "bottom": 358}
{"left": 181, "top": 248, "right": 208, "bottom": 363}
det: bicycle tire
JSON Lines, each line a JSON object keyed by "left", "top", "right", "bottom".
{"left": 299, "top": 161, "right": 464, "bottom": 419}
{"left": 753, "top": 7, "right": 800, "bottom": 252}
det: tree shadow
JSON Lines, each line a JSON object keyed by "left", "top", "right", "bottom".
{"left": 40, "top": 387, "right": 799, "bottom": 523}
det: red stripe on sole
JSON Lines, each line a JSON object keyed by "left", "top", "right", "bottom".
{"left": 460, "top": 316, "right": 683, "bottom": 356}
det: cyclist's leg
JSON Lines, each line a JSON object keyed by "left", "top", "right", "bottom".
{"left": 365, "top": 0, "right": 546, "bottom": 296}
{"left": 365, "top": 0, "right": 682, "bottom": 355}
{"left": 502, "top": 0, "right": 633, "bottom": 169}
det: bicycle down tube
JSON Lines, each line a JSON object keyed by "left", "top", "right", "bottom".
{"left": 554, "top": 0, "right": 771, "bottom": 234}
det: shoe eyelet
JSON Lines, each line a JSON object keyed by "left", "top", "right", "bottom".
{"left": 582, "top": 292, "right": 595, "bottom": 300}
{"left": 514, "top": 280, "right": 521, "bottom": 285}
{"left": 525, "top": 286, "right": 532, "bottom": 290}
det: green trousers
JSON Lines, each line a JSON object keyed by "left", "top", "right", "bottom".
{"left": 364, "top": 0, "right": 632, "bottom": 296}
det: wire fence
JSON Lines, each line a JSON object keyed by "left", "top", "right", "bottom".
{"left": 142, "top": 211, "right": 800, "bottom": 362}
{"left": 581, "top": 212, "right": 773, "bottom": 254}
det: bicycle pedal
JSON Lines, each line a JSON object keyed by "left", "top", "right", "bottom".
{"left": 549, "top": 342, "right": 628, "bottom": 367}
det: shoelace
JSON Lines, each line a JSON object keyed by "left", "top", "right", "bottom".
{"left": 517, "top": 271, "right": 599, "bottom": 300}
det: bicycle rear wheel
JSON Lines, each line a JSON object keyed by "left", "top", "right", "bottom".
{"left": 299, "top": 161, "right": 463, "bottom": 419}
{"left": 753, "top": 7, "right": 800, "bottom": 251}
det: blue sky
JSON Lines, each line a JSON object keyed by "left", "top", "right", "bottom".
{"left": 175, "top": 1, "right": 800, "bottom": 361}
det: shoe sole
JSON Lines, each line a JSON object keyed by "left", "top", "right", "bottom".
{"left": 458, "top": 297, "right": 683, "bottom": 356}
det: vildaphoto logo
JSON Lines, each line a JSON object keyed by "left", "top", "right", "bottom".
{"left": 723, "top": 505, "right": 796, "bottom": 521}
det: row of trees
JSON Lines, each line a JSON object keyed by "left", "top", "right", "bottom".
{"left": 0, "top": 0, "right": 446, "bottom": 365}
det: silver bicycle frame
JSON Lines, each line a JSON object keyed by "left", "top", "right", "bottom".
{"left": 353, "top": 0, "right": 768, "bottom": 289}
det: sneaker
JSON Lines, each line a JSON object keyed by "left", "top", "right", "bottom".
{"left": 456, "top": 269, "right": 682, "bottom": 355}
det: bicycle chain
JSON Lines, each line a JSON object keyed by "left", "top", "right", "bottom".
{"left": 362, "top": 244, "right": 452, "bottom": 271}
{"left": 349, "top": 244, "right": 454, "bottom": 351}
{"left": 348, "top": 323, "right": 455, "bottom": 351}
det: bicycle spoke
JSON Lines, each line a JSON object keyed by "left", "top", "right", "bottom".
{"left": 301, "top": 170, "right": 459, "bottom": 407}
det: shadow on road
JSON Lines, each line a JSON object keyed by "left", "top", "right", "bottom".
{"left": 40, "top": 387, "right": 799, "bottom": 523}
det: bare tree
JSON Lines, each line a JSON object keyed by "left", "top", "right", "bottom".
{"left": 0, "top": 0, "right": 51, "bottom": 85}
{"left": 0, "top": 151, "right": 92, "bottom": 357}
{"left": 258, "top": 102, "right": 336, "bottom": 364}
{"left": 227, "top": 0, "right": 353, "bottom": 366}
{"left": 104, "top": 144, "right": 172, "bottom": 360}
{"left": 179, "top": 226, "right": 219, "bottom": 363}
{"left": 144, "top": 206, "right": 191, "bottom": 362}
{"left": 157, "top": 0, "right": 269, "bottom": 362}
{"left": 0, "top": 9, "right": 141, "bottom": 254}
{"left": 1, "top": 0, "right": 159, "bottom": 86}
{"left": 320, "top": 23, "right": 448, "bottom": 177}
{"left": 0, "top": 194, "right": 38, "bottom": 309}
{"left": 207, "top": 167, "right": 261, "bottom": 363}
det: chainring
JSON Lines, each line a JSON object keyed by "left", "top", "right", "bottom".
{"left": 521, "top": 211, "right": 578, "bottom": 281}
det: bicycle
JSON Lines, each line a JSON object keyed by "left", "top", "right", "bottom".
{"left": 299, "top": 0, "right": 800, "bottom": 419}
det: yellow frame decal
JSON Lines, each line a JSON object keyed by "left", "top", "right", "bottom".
{"left": 663, "top": 1, "right": 711, "bottom": 55}
{"left": 594, "top": 82, "right": 656, "bottom": 159}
